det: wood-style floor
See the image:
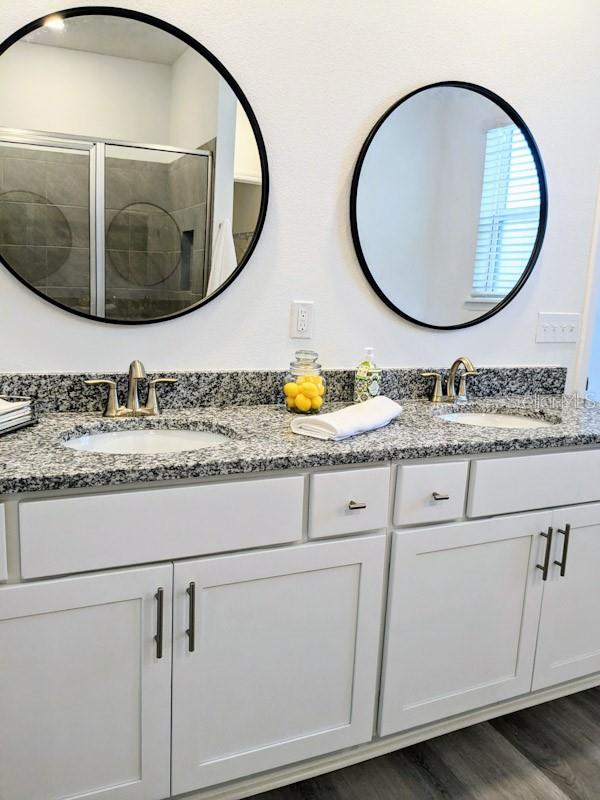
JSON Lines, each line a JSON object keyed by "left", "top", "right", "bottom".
{"left": 256, "top": 687, "right": 600, "bottom": 799}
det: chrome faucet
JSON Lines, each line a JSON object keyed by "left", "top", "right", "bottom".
{"left": 421, "top": 356, "right": 478, "bottom": 403}
{"left": 85, "top": 360, "right": 177, "bottom": 417}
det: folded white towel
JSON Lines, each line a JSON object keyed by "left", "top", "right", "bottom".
{"left": 290, "top": 396, "right": 402, "bottom": 441}
{"left": 0, "top": 409, "right": 32, "bottom": 430}
{"left": 0, "top": 397, "right": 30, "bottom": 417}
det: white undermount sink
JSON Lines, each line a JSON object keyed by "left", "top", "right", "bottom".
{"left": 64, "top": 428, "right": 231, "bottom": 454}
{"left": 440, "top": 412, "right": 555, "bottom": 430}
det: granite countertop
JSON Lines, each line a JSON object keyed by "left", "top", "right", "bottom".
{"left": 1, "top": 394, "right": 599, "bottom": 495}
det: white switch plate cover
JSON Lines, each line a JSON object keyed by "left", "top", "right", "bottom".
{"left": 536, "top": 312, "right": 580, "bottom": 343}
{"left": 290, "top": 300, "right": 314, "bottom": 339}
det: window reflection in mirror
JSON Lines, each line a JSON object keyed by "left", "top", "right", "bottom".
{"left": 0, "top": 10, "right": 266, "bottom": 322}
{"left": 351, "top": 83, "right": 546, "bottom": 329}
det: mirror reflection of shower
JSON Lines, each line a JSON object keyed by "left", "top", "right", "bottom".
{"left": 0, "top": 10, "right": 265, "bottom": 322}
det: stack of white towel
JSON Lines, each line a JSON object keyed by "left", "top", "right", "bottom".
{"left": 0, "top": 396, "right": 34, "bottom": 435}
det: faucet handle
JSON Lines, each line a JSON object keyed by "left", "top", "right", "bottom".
{"left": 144, "top": 377, "right": 177, "bottom": 416}
{"left": 84, "top": 379, "right": 122, "bottom": 417}
{"left": 457, "top": 370, "right": 478, "bottom": 402}
{"left": 421, "top": 372, "right": 444, "bottom": 404}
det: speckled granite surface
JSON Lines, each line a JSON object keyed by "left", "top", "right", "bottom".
{"left": 1, "top": 394, "right": 598, "bottom": 495}
{"left": 0, "top": 366, "right": 567, "bottom": 412}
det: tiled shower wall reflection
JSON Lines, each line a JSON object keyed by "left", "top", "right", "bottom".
{"left": 0, "top": 145, "right": 90, "bottom": 312}
{"left": 105, "top": 150, "right": 209, "bottom": 320}
{"left": 0, "top": 145, "right": 210, "bottom": 320}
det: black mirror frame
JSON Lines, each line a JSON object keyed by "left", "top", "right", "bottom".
{"left": 349, "top": 80, "right": 547, "bottom": 331}
{"left": 0, "top": 6, "right": 269, "bottom": 325}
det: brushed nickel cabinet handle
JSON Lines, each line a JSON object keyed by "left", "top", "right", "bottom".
{"left": 186, "top": 581, "right": 196, "bottom": 653}
{"left": 154, "top": 588, "right": 164, "bottom": 659}
{"left": 348, "top": 500, "right": 367, "bottom": 510}
{"left": 554, "top": 524, "right": 571, "bottom": 577}
{"left": 432, "top": 492, "right": 450, "bottom": 501}
{"left": 536, "top": 527, "right": 553, "bottom": 581}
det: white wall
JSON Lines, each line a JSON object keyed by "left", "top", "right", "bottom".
{"left": 0, "top": 41, "right": 171, "bottom": 143}
{"left": 1, "top": 0, "right": 599, "bottom": 386}
{"left": 168, "top": 46, "right": 219, "bottom": 149}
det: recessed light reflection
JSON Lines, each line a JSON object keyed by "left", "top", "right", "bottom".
{"left": 43, "top": 15, "right": 65, "bottom": 31}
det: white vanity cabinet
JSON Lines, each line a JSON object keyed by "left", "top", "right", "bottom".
{"left": 0, "top": 503, "right": 7, "bottom": 581}
{"left": 379, "top": 511, "right": 551, "bottom": 736}
{"left": 0, "top": 564, "right": 173, "bottom": 800}
{"left": 4, "top": 450, "right": 600, "bottom": 800}
{"left": 171, "top": 535, "right": 386, "bottom": 794}
{"left": 533, "top": 503, "right": 600, "bottom": 690}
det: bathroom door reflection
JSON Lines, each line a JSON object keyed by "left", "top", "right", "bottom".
{"left": 104, "top": 144, "right": 211, "bottom": 321}
{"left": 0, "top": 139, "right": 91, "bottom": 312}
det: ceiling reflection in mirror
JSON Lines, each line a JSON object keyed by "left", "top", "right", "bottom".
{"left": 0, "top": 10, "right": 267, "bottom": 322}
{"left": 351, "top": 83, "right": 546, "bottom": 329}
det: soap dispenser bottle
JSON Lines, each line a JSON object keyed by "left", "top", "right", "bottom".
{"left": 354, "top": 347, "right": 382, "bottom": 403}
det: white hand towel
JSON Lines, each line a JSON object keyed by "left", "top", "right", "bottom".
{"left": 0, "top": 397, "right": 31, "bottom": 417}
{"left": 290, "top": 396, "right": 402, "bottom": 441}
{"left": 206, "top": 219, "right": 237, "bottom": 296}
{"left": 0, "top": 410, "right": 32, "bottom": 432}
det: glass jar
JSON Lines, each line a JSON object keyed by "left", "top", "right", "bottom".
{"left": 283, "top": 350, "right": 326, "bottom": 414}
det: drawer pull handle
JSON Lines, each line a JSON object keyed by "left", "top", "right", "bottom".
{"left": 186, "top": 581, "right": 196, "bottom": 652}
{"left": 348, "top": 500, "right": 367, "bottom": 510}
{"left": 554, "top": 524, "right": 571, "bottom": 577}
{"left": 432, "top": 492, "right": 450, "bottom": 501}
{"left": 536, "top": 527, "right": 553, "bottom": 581}
{"left": 154, "top": 587, "right": 164, "bottom": 659}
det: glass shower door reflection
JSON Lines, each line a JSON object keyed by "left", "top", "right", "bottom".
{"left": 104, "top": 144, "right": 210, "bottom": 321}
{"left": 0, "top": 140, "right": 92, "bottom": 313}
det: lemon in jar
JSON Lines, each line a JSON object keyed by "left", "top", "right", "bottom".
{"left": 295, "top": 393, "right": 312, "bottom": 412}
{"left": 283, "top": 382, "right": 299, "bottom": 398}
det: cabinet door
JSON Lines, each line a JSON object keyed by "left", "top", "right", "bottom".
{"left": 171, "top": 535, "right": 386, "bottom": 794}
{"left": 533, "top": 503, "right": 600, "bottom": 690}
{"left": 0, "top": 565, "right": 172, "bottom": 800}
{"left": 379, "top": 512, "right": 551, "bottom": 736}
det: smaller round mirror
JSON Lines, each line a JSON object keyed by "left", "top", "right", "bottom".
{"left": 350, "top": 82, "right": 547, "bottom": 329}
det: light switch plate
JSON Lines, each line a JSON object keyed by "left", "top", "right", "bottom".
{"left": 290, "top": 300, "right": 314, "bottom": 339}
{"left": 536, "top": 312, "right": 580, "bottom": 343}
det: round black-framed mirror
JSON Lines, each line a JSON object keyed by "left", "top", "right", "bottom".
{"left": 350, "top": 81, "right": 547, "bottom": 330}
{"left": 0, "top": 6, "right": 269, "bottom": 324}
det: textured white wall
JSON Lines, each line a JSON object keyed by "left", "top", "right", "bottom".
{"left": 0, "top": 0, "right": 599, "bottom": 387}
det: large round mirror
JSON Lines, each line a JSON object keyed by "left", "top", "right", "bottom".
{"left": 350, "top": 82, "right": 547, "bottom": 329}
{"left": 0, "top": 8, "right": 268, "bottom": 323}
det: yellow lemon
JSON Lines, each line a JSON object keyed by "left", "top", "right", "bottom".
{"left": 299, "top": 382, "right": 318, "bottom": 398}
{"left": 295, "top": 393, "right": 311, "bottom": 412}
{"left": 286, "top": 396, "right": 296, "bottom": 409}
{"left": 283, "top": 382, "right": 299, "bottom": 397}
{"left": 317, "top": 384, "right": 325, "bottom": 396}
{"left": 311, "top": 396, "right": 323, "bottom": 410}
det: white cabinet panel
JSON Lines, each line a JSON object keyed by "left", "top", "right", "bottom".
{"left": 380, "top": 512, "right": 551, "bottom": 736}
{"left": 0, "top": 504, "right": 6, "bottom": 581}
{"left": 171, "top": 535, "right": 386, "bottom": 793}
{"left": 309, "top": 466, "right": 390, "bottom": 538}
{"left": 468, "top": 450, "right": 600, "bottom": 518}
{"left": 19, "top": 474, "right": 304, "bottom": 577}
{"left": 394, "top": 460, "right": 469, "bottom": 526}
{"left": 0, "top": 565, "right": 172, "bottom": 800}
{"left": 533, "top": 503, "right": 600, "bottom": 690}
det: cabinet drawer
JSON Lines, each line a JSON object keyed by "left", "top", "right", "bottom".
{"left": 19, "top": 475, "right": 305, "bottom": 578}
{"left": 0, "top": 505, "right": 6, "bottom": 582}
{"left": 468, "top": 449, "right": 600, "bottom": 518}
{"left": 394, "top": 461, "right": 469, "bottom": 526}
{"left": 309, "top": 467, "right": 390, "bottom": 538}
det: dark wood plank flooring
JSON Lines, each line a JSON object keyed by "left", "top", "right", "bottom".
{"left": 255, "top": 687, "right": 600, "bottom": 799}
